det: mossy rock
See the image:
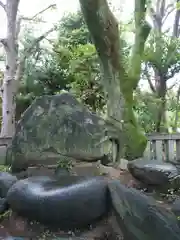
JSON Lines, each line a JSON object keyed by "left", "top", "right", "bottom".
{"left": 6, "top": 93, "right": 114, "bottom": 172}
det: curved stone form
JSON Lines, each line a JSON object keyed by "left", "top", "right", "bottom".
{"left": 7, "top": 176, "right": 110, "bottom": 230}
{"left": 128, "top": 159, "right": 179, "bottom": 186}
{"left": 108, "top": 180, "right": 180, "bottom": 240}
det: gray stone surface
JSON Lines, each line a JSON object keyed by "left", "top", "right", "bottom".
{"left": 128, "top": 158, "right": 179, "bottom": 187}
{"left": 108, "top": 180, "right": 180, "bottom": 240}
{"left": 6, "top": 176, "right": 109, "bottom": 229}
{"left": 6, "top": 93, "right": 113, "bottom": 172}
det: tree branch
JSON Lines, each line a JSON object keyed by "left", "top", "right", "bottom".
{"left": 173, "top": 0, "right": 180, "bottom": 37}
{"left": 150, "top": 6, "right": 164, "bottom": 30}
{"left": 167, "top": 81, "right": 177, "bottom": 90}
{"left": 164, "top": 1, "right": 180, "bottom": 72}
{"left": 144, "top": 65, "right": 156, "bottom": 92}
{"left": 149, "top": 7, "right": 158, "bottom": 21}
{"left": 31, "top": 4, "right": 56, "bottom": 20}
{"left": 128, "top": 0, "right": 151, "bottom": 89}
{"left": 165, "top": 3, "right": 174, "bottom": 13}
{"left": 25, "top": 26, "right": 57, "bottom": 55}
{"left": 159, "top": 0, "right": 165, "bottom": 19}
{"left": 0, "top": 1, "right": 6, "bottom": 12}
{"left": 0, "top": 38, "right": 8, "bottom": 50}
{"left": 79, "top": 0, "right": 126, "bottom": 75}
{"left": 16, "top": 26, "right": 57, "bottom": 82}
{"left": 15, "top": 17, "right": 22, "bottom": 40}
{"left": 162, "top": 6, "right": 175, "bottom": 25}
{"left": 20, "top": 4, "right": 56, "bottom": 23}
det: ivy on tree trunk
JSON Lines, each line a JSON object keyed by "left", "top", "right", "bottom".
{"left": 79, "top": 0, "right": 151, "bottom": 160}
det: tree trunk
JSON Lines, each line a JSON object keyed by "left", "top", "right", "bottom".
{"left": 155, "top": 73, "right": 167, "bottom": 132}
{"left": 173, "top": 0, "right": 180, "bottom": 38}
{"left": 79, "top": 0, "right": 151, "bottom": 160}
{"left": 0, "top": 0, "right": 20, "bottom": 137}
{"left": 0, "top": 1, "right": 57, "bottom": 137}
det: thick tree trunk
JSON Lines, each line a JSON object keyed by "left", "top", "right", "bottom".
{"left": 156, "top": 97, "right": 167, "bottom": 132}
{"left": 79, "top": 0, "right": 151, "bottom": 160}
{"left": 155, "top": 74, "right": 167, "bottom": 132}
{"left": 0, "top": 0, "right": 20, "bottom": 137}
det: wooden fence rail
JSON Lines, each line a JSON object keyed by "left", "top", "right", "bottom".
{"left": 144, "top": 133, "right": 180, "bottom": 163}
{"left": 0, "top": 134, "right": 180, "bottom": 165}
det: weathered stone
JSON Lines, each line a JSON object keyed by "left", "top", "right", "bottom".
{"left": 0, "top": 172, "right": 17, "bottom": 198}
{"left": 108, "top": 180, "right": 180, "bottom": 240}
{"left": 6, "top": 93, "right": 114, "bottom": 172}
{"left": 6, "top": 176, "right": 110, "bottom": 230}
{"left": 128, "top": 158, "right": 179, "bottom": 187}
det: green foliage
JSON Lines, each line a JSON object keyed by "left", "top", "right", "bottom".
{"left": 15, "top": 9, "right": 180, "bottom": 136}
{"left": 16, "top": 25, "right": 74, "bottom": 119}
{"left": 134, "top": 90, "right": 161, "bottom": 133}
{"left": 16, "top": 53, "right": 73, "bottom": 119}
{"left": 144, "top": 32, "right": 180, "bottom": 80}
{"left": 166, "top": 90, "right": 180, "bottom": 131}
{"left": 54, "top": 11, "right": 131, "bottom": 112}
{"left": 0, "top": 165, "right": 8, "bottom": 171}
{"left": 68, "top": 44, "right": 105, "bottom": 112}
{"left": 58, "top": 11, "right": 92, "bottom": 46}
{"left": 54, "top": 12, "right": 105, "bottom": 112}
{"left": 176, "top": 1, "right": 180, "bottom": 10}
{"left": 133, "top": 88, "right": 180, "bottom": 133}
{"left": 16, "top": 11, "right": 133, "bottom": 116}
{"left": 57, "top": 158, "right": 72, "bottom": 171}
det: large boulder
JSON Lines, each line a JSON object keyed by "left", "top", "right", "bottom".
{"left": 6, "top": 176, "right": 110, "bottom": 230}
{"left": 6, "top": 93, "right": 115, "bottom": 172}
{"left": 108, "top": 180, "right": 180, "bottom": 240}
{"left": 128, "top": 158, "right": 179, "bottom": 187}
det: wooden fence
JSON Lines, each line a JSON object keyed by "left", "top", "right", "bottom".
{"left": 144, "top": 133, "right": 180, "bottom": 163}
{"left": 0, "top": 134, "right": 180, "bottom": 165}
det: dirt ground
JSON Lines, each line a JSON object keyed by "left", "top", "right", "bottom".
{"left": 0, "top": 213, "right": 115, "bottom": 239}
{"left": 0, "top": 163, "right": 179, "bottom": 239}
